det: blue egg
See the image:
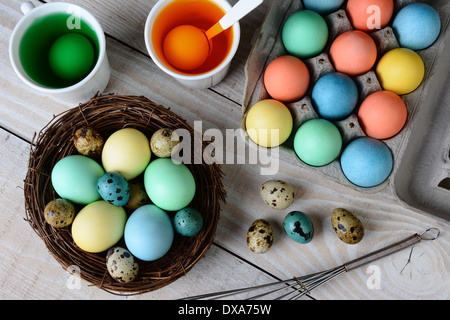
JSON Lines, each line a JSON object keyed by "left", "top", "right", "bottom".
{"left": 283, "top": 211, "right": 314, "bottom": 244}
{"left": 312, "top": 72, "right": 358, "bottom": 121}
{"left": 174, "top": 207, "right": 203, "bottom": 237}
{"left": 340, "top": 137, "right": 393, "bottom": 188}
{"left": 303, "top": 0, "right": 345, "bottom": 15}
{"left": 97, "top": 172, "right": 130, "bottom": 206}
{"left": 124, "top": 205, "right": 174, "bottom": 261}
{"left": 393, "top": 3, "right": 441, "bottom": 50}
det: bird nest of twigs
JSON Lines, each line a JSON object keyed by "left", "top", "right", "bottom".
{"left": 23, "top": 94, "right": 226, "bottom": 295}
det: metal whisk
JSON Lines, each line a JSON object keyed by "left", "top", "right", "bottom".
{"left": 183, "top": 228, "right": 440, "bottom": 300}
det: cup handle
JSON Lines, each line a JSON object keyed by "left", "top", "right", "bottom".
{"left": 21, "top": 1, "right": 35, "bottom": 15}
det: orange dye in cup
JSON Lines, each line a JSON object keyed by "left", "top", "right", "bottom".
{"left": 152, "top": 0, "right": 234, "bottom": 75}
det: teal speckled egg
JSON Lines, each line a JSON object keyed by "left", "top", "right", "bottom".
{"left": 97, "top": 172, "right": 130, "bottom": 207}
{"left": 283, "top": 211, "right": 314, "bottom": 244}
{"left": 173, "top": 207, "right": 203, "bottom": 237}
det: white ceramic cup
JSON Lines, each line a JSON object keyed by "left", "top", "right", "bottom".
{"left": 9, "top": 1, "right": 110, "bottom": 103}
{"left": 144, "top": 0, "right": 241, "bottom": 89}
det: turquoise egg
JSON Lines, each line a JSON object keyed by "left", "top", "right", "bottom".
{"left": 124, "top": 205, "right": 174, "bottom": 261}
{"left": 174, "top": 207, "right": 203, "bottom": 237}
{"left": 97, "top": 172, "right": 130, "bottom": 207}
{"left": 283, "top": 211, "right": 314, "bottom": 244}
{"left": 144, "top": 158, "right": 196, "bottom": 211}
{"left": 51, "top": 155, "right": 104, "bottom": 205}
{"left": 282, "top": 10, "right": 329, "bottom": 58}
{"left": 294, "top": 119, "right": 342, "bottom": 167}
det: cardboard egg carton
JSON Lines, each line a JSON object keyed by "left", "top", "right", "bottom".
{"left": 242, "top": 0, "right": 450, "bottom": 220}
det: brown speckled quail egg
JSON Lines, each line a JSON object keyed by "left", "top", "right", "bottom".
{"left": 331, "top": 208, "right": 364, "bottom": 244}
{"left": 73, "top": 126, "right": 104, "bottom": 158}
{"left": 150, "top": 128, "right": 180, "bottom": 158}
{"left": 44, "top": 198, "right": 76, "bottom": 228}
{"left": 124, "top": 180, "right": 151, "bottom": 211}
{"left": 260, "top": 180, "right": 295, "bottom": 210}
{"left": 247, "top": 219, "right": 274, "bottom": 254}
{"left": 106, "top": 247, "right": 139, "bottom": 283}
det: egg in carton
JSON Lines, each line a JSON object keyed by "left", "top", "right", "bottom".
{"left": 241, "top": 0, "right": 448, "bottom": 198}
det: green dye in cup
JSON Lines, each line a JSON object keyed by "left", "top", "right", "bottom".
{"left": 19, "top": 12, "right": 99, "bottom": 88}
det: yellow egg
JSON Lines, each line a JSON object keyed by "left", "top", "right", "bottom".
{"left": 71, "top": 201, "right": 127, "bottom": 253}
{"left": 376, "top": 48, "right": 425, "bottom": 95}
{"left": 102, "top": 128, "right": 151, "bottom": 180}
{"left": 245, "top": 99, "right": 293, "bottom": 147}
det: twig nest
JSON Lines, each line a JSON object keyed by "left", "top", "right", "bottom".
{"left": 331, "top": 208, "right": 364, "bottom": 244}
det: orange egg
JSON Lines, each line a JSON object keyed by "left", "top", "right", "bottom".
{"left": 347, "top": 0, "right": 394, "bottom": 32}
{"left": 358, "top": 91, "right": 408, "bottom": 140}
{"left": 264, "top": 56, "right": 310, "bottom": 102}
{"left": 329, "top": 30, "right": 377, "bottom": 76}
{"left": 163, "top": 25, "right": 210, "bottom": 71}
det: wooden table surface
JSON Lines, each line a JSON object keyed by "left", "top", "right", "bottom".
{"left": 1, "top": 0, "right": 449, "bottom": 300}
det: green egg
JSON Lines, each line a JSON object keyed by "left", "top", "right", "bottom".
{"left": 294, "top": 119, "right": 342, "bottom": 167}
{"left": 48, "top": 33, "right": 95, "bottom": 81}
{"left": 282, "top": 10, "right": 329, "bottom": 59}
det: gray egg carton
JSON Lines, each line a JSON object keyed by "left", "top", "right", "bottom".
{"left": 242, "top": 0, "right": 450, "bottom": 220}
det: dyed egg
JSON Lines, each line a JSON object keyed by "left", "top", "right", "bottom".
{"left": 125, "top": 180, "right": 151, "bottom": 211}
{"left": 150, "top": 128, "right": 180, "bottom": 158}
{"left": 144, "top": 158, "right": 196, "bottom": 211}
{"left": 283, "top": 211, "right": 314, "bottom": 244}
{"left": 163, "top": 25, "right": 210, "bottom": 71}
{"left": 260, "top": 180, "right": 295, "bottom": 210}
{"left": 329, "top": 30, "right": 377, "bottom": 76}
{"left": 48, "top": 33, "right": 94, "bottom": 81}
{"left": 376, "top": 48, "right": 425, "bottom": 95}
{"left": 346, "top": 0, "right": 394, "bottom": 32}
{"left": 51, "top": 155, "right": 104, "bottom": 205}
{"left": 340, "top": 137, "right": 393, "bottom": 188}
{"left": 302, "top": 0, "right": 345, "bottom": 15}
{"left": 247, "top": 219, "right": 274, "bottom": 254}
{"left": 358, "top": 91, "right": 408, "bottom": 140}
{"left": 124, "top": 205, "right": 174, "bottom": 261}
{"left": 282, "top": 10, "right": 329, "bottom": 59}
{"left": 97, "top": 172, "right": 130, "bottom": 207}
{"left": 173, "top": 207, "right": 203, "bottom": 237}
{"left": 71, "top": 201, "right": 127, "bottom": 253}
{"left": 331, "top": 208, "right": 364, "bottom": 244}
{"left": 264, "top": 56, "right": 310, "bottom": 102}
{"left": 73, "top": 126, "right": 104, "bottom": 158}
{"left": 245, "top": 99, "right": 293, "bottom": 148}
{"left": 393, "top": 3, "right": 441, "bottom": 51}
{"left": 102, "top": 128, "right": 151, "bottom": 180}
{"left": 294, "top": 119, "right": 342, "bottom": 167}
{"left": 44, "top": 199, "right": 76, "bottom": 228}
{"left": 106, "top": 247, "right": 139, "bottom": 283}
{"left": 311, "top": 72, "right": 358, "bottom": 121}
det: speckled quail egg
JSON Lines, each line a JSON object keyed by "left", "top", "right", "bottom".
{"left": 247, "top": 219, "right": 274, "bottom": 254}
{"left": 125, "top": 180, "right": 151, "bottom": 211}
{"left": 150, "top": 128, "right": 180, "bottom": 158}
{"left": 331, "top": 208, "right": 364, "bottom": 244}
{"left": 97, "top": 172, "right": 130, "bottom": 207}
{"left": 106, "top": 247, "right": 139, "bottom": 283}
{"left": 73, "top": 126, "right": 104, "bottom": 158}
{"left": 44, "top": 198, "right": 76, "bottom": 228}
{"left": 260, "top": 180, "right": 295, "bottom": 210}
